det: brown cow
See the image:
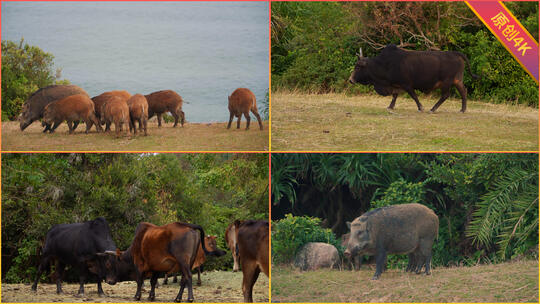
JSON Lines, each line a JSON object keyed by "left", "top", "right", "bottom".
{"left": 127, "top": 94, "right": 149, "bottom": 136}
{"left": 227, "top": 88, "right": 263, "bottom": 131}
{"left": 98, "top": 222, "right": 224, "bottom": 302}
{"left": 237, "top": 220, "right": 269, "bottom": 302}
{"left": 225, "top": 220, "right": 245, "bottom": 272}
{"left": 144, "top": 90, "right": 185, "bottom": 128}
{"left": 101, "top": 97, "right": 130, "bottom": 137}
{"left": 91, "top": 90, "right": 131, "bottom": 121}
{"left": 163, "top": 235, "right": 225, "bottom": 286}
{"left": 42, "top": 94, "right": 102, "bottom": 134}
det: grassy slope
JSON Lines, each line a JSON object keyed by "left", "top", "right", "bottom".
{"left": 2, "top": 271, "right": 269, "bottom": 303}
{"left": 271, "top": 92, "right": 538, "bottom": 151}
{"left": 1, "top": 120, "right": 269, "bottom": 151}
{"left": 271, "top": 259, "right": 538, "bottom": 303}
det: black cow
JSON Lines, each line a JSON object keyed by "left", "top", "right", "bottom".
{"left": 31, "top": 217, "right": 117, "bottom": 296}
{"left": 348, "top": 44, "right": 479, "bottom": 113}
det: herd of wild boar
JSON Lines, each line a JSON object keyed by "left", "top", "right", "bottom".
{"left": 18, "top": 85, "right": 264, "bottom": 137}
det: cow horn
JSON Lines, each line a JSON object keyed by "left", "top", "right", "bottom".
{"left": 104, "top": 250, "right": 117, "bottom": 256}
{"left": 359, "top": 48, "right": 363, "bottom": 57}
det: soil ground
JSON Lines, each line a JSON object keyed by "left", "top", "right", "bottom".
{"left": 271, "top": 92, "right": 538, "bottom": 151}
{"left": 2, "top": 271, "right": 269, "bottom": 303}
{"left": 1, "top": 120, "right": 269, "bottom": 151}
{"left": 271, "top": 259, "right": 538, "bottom": 302}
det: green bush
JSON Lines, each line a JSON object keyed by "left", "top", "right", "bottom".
{"left": 1, "top": 39, "right": 69, "bottom": 120}
{"left": 272, "top": 214, "right": 341, "bottom": 264}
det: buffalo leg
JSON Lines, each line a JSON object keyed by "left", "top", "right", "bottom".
{"left": 373, "top": 248, "right": 387, "bottom": 280}
{"left": 387, "top": 93, "right": 399, "bottom": 110}
{"left": 429, "top": 87, "right": 451, "bottom": 113}
{"left": 242, "top": 260, "right": 260, "bottom": 302}
{"left": 251, "top": 108, "right": 263, "bottom": 130}
{"left": 227, "top": 112, "right": 234, "bottom": 129}
{"left": 148, "top": 272, "right": 159, "bottom": 301}
{"left": 455, "top": 81, "right": 468, "bottom": 113}
{"left": 404, "top": 88, "right": 424, "bottom": 112}
{"left": 157, "top": 114, "right": 162, "bottom": 127}
{"left": 244, "top": 112, "right": 251, "bottom": 130}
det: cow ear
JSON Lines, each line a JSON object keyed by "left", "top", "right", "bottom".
{"left": 96, "top": 252, "right": 107, "bottom": 257}
{"left": 346, "top": 221, "right": 351, "bottom": 229}
{"left": 234, "top": 220, "right": 242, "bottom": 228}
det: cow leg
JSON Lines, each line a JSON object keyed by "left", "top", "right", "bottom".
{"left": 157, "top": 114, "right": 162, "bottom": 127}
{"left": 196, "top": 267, "right": 201, "bottom": 286}
{"left": 251, "top": 108, "right": 263, "bottom": 130}
{"left": 97, "top": 279, "right": 105, "bottom": 296}
{"left": 429, "top": 87, "right": 451, "bottom": 113}
{"left": 163, "top": 273, "right": 169, "bottom": 285}
{"left": 372, "top": 247, "right": 387, "bottom": 280}
{"left": 134, "top": 272, "right": 144, "bottom": 301}
{"left": 175, "top": 275, "right": 187, "bottom": 302}
{"left": 31, "top": 256, "right": 51, "bottom": 291}
{"left": 242, "top": 261, "right": 260, "bottom": 303}
{"left": 77, "top": 265, "right": 88, "bottom": 295}
{"left": 387, "top": 93, "right": 399, "bottom": 110}
{"left": 148, "top": 272, "right": 159, "bottom": 301}
{"left": 173, "top": 274, "right": 178, "bottom": 284}
{"left": 404, "top": 88, "right": 424, "bottom": 112}
{"left": 227, "top": 112, "right": 234, "bottom": 129}
{"left": 55, "top": 261, "right": 66, "bottom": 294}
{"left": 244, "top": 112, "right": 251, "bottom": 130}
{"left": 455, "top": 81, "right": 468, "bottom": 113}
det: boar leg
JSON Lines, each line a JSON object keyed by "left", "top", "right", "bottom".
{"left": 244, "top": 112, "right": 251, "bottom": 130}
{"left": 251, "top": 108, "right": 263, "bottom": 130}
{"left": 227, "top": 112, "right": 234, "bottom": 129}
{"left": 372, "top": 247, "right": 387, "bottom": 280}
{"left": 179, "top": 110, "right": 185, "bottom": 127}
{"left": 157, "top": 114, "right": 162, "bottom": 127}
{"left": 73, "top": 120, "right": 80, "bottom": 131}
{"left": 105, "top": 122, "right": 111, "bottom": 132}
{"left": 172, "top": 110, "right": 179, "bottom": 127}
{"left": 236, "top": 115, "right": 242, "bottom": 129}
{"left": 143, "top": 118, "right": 148, "bottom": 136}
{"left": 50, "top": 120, "right": 61, "bottom": 133}
{"left": 129, "top": 118, "right": 136, "bottom": 134}
{"left": 353, "top": 254, "right": 362, "bottom": 270}
{"left": 67, "top": 121, "right": 75, "bottom": 134}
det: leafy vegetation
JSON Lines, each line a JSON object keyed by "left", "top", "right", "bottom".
{"left": 271, "top": 2, "right": 538, "bottom": 106}
{"left": 1, "top": 153, "right": 268, "bottom": 283}
{"left": 1, "top": 39, "right": 69, "bottom": 121}
{"left": 271, "top": 153, "right": 538, "bottom": 267}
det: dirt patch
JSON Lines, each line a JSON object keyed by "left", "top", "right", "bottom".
{"left": 271, "top": 92, "right": 538, "bottom": 151}
{"left": 271, "top": 259, "right": 538, "bottom": 302}
{"left": 2, "top": 271, "right": 269, "bottom": 303}
{"left": 1, "top": 120, "right": 269, "bottom": 151}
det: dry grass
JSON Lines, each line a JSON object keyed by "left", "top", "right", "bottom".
{"left": 2, "top": 271, "right": 269, "bottom": 303}
{"left": 1, "top": 120, "right": 269, "bottom": 152}
{"left": 271, "top": 92, "right": 538, "bottom": 151}
{"left": 271, "top": 259, "right": 538, "bottom": 303}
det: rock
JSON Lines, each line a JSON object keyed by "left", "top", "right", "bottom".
{"left": 294, "top": 242, "right": 340, "bottom": 271}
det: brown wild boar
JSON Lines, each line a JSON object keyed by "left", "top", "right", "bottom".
{"left": 227, "top": 88, "right": 263, "bottom": 131}
{"left": 126, "top": 94, "right": 148, "bottom": 136}
{"left": 19, "top": 84, "right": 88, "bottom": 132}
{"left": 144, "top": 90, "right": 185, "bottom": 127}
{"left": 91, "top": 90, "right": 131, "bottom": 131}
{"left": 42, "top": 94, "right": 102, "bottom": 134}
{"left": 100, "top": 97, "right": 130, "bottom": 137}
{"left": 344, "top": 203, "right": 439, "bottom": 280}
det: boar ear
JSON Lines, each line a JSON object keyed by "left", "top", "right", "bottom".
{"left": 346, "top": 221, "right": 351, "bottom": 229}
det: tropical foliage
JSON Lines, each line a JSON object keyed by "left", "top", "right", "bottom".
{"left": 271, "top": 2, "right": 538, "bottom": 106}
{"left": 271, "top": 153, "right": 538, "bottom": 267}
{"left": 2, "top": 153, "right": 268, "bottom": 283}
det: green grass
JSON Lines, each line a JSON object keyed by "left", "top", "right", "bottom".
{"left": 2, "top": 120, "right": 269, "bottom": 151}
{"left": 270, "top": 92, "right": 538, "bottom": 151}
{"left": 271, "top": 259, "right": 538, "bottom": 302}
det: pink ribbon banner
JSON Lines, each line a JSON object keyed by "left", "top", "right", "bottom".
{"left": 466, "top": 1, "right": 539, "bottom": 83}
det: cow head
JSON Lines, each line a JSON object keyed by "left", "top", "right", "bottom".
{"left": 344, "top": 217, "right": 372, "bottom": 258}
{"left": 348, "top": 48, "right": 372, "bottom": 85}
{"left": 205, "top": 235, "right": 227, "bottom": 257}
{"left": 19, "top": 103, "right": 34, "bottom": 131}
{"left": 96, "top": 249, "right": 124, "bottom": 285}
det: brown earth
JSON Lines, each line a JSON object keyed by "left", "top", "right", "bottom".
{"left": 2, "top": 271, "right": 269, "bottom": 303}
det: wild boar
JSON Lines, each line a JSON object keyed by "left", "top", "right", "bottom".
{"left": 19, "top": 84, "right": 88, "bottom": 132}
{"left": 41, "top": 94, "right": 102, "bottom": 134}
{"left": 144, "top": 90, "right": 185, "bottom": 128}
{"left": 227, "top": 88, "right": 263, "bottom": 131}
{"left": 91, "top": 90, "right": 131, "bottom": 131}
{"left": 100, "top": 97, "right": 130, "bottom": 137}
{"left": 345, "top": 203, "right": 439, "bottom": 279}
{"left": 126, "top": 94, "right": 148, "bottom": 136}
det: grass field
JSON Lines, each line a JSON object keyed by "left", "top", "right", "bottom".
{"left": 2, "top": 271, "right": 269, "bottom": 303}
{"left": 271, "top": 259, "right": 538, "bottom": 303}
{"left": 1, "top": 120, "right": 269, "bottom": 151}
{"left": 271, "top": 92, "right": 538, "bottom": 151}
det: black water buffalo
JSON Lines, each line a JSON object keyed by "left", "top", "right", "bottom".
{"left": 31, "top": 217, "right": 117, "bottom": 296}
{"left": 348, "top": 44, "right": 479, "bottom": 113}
